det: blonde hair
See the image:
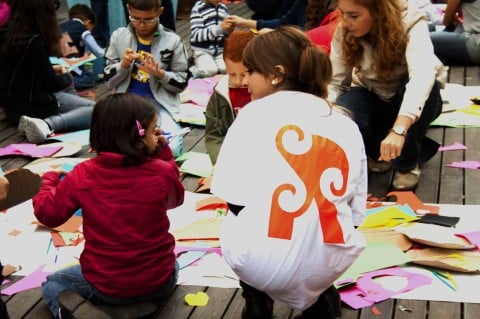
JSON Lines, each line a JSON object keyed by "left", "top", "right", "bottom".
{"left": 340, "top": 0, "right": 408, "bottom": 81}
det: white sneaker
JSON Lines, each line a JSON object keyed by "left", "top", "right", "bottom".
{"left": 18, "top": 115, "right": 28, "bottom": 135}
{"left": 23, "top": 116, "right": 53, "bottom": 144}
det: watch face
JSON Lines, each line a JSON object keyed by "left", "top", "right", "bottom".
{"left": 394, "top": 125, "right": 406, "bottom": 135}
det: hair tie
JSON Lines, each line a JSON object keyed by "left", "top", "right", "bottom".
{"left": 136, "top": 120, "right": 145, "bottom": 136}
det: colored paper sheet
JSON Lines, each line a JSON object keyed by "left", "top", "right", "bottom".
{"left": 335, "top": 242, "right": 411, "bottom": 287}
{"left": 339, "top": 266, "right": 432, "bottom": 309}
{"left": 359, "top": 206, "right": 419, "bottom": 229}
{"left": 387, "top": 191, "right": 440, "bottom": 215}
{"left": 46, "top": 129, "right": 90, "bottom": 146}
{"left": 175, "top": 245, "right": 222, "bottom": 257}
{"left": 1, "top": 264, "right": 51, "bottom": 296}
{"left": 446, "top": 160, "right": 480, "bottom": 169}
{"left": 34, "top": 215, "right": 83, "bottom": 233}
{"left": 438, "top": 142, "right": 467, "bottom": 151}
{"left": 0, "top": 144, "right": 62, "bottom": 157}
{"left": 177, "top": 152, "right": 213, "bottom": 177}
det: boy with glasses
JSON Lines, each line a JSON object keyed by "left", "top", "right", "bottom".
{"left": 104, "top": 0, "right": 189, "bottom": 158}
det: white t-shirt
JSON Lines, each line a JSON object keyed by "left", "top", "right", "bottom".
{"left": 211, "top": 91, "right": 367, "bottom": 310}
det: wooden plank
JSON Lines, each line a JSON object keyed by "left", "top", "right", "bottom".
{"left": 428, "top": 301, "right": 461, "bottom": 318}
{"left": 188, "top": 287, "right": 236, "bottom": 319}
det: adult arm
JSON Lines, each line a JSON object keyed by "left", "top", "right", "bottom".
{"left": 443, "top": 0, "right": 461, "bottom": 28}
{"left": 33, "top": 171, "right": 78, "bottom": 228}
{"left": 31, "top": 36, "right": 72, "bottom": 92}
{"left": 327, "top": 26, "right": 353, "bottom": 102}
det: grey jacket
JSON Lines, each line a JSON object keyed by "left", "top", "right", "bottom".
{"left": 104, "top": 24, "right": 189, "bottom": 117}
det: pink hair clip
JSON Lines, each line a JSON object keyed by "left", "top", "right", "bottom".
{"left": 135, "top": 120, "right": 145, "bottom": 136}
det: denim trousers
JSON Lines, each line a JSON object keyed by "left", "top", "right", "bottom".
{"left": 41, "top": 262, "right": 179, "bottom": 318}
{"left": 44, "top": 92, "right": 95, "bottom": 133}
{"left": 155, "top": 103, "right": 184, "bottom": 158}
{"left": 335, "top": 80, "right": 442, "bottom": 171}
{"left": 430, "top": 28, "right": 475, "bottom": 65}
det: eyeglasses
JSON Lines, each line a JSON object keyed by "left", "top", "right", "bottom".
{"left": 129, "top": 16, "right": 159, "bottom": 25}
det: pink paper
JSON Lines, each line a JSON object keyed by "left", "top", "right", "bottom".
{"left": 339, "top": 266, "right": 432, "bottom": 309}
{"left": 1, "top": 265, "right": 51, "bottom": 296}
{"left": 187, "top": 77, "right": 219, "bottom": 94}
{"left": 438, "top": 142, "right": 467, "bottom": 152}
{"left": 456, "top": 230, "right": 480, "bottom": 248}
{"left": 446, "top": 160, "right": 480, "bottom": 169}
{"left": 1, "top": 279, "right": 9, "bottom": 285}
{"left": 0, "top": 144, "right": 62, "bottom": 157}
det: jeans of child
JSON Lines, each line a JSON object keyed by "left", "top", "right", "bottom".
{"left": 335, "top": 80, "right": 442, "bottom": 171}
{"left": 41, "top": 262, "right": 179, "bottom": 318}
{"left": 43, "top": 92, "right": 94, "bottom": 133}
{"left": 156, "top": 104, "right": 184, "bottom": 158}
{"left": 430, "top": 28, "right": 477, "bottom": 65}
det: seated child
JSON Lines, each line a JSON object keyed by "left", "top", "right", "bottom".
{"left": 189, "top": 0, "right": 233, "bottom": 78}
{"left": 33, "top": 93, "right": 185, "bottom": 318}
{"left": 59, "top": 4, "right": 105, "bottom": 89}
{"left": 205, "top": 30, "right": 256, "bottom": 165}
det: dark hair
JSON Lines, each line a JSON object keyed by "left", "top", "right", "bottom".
{"left": 127, "top": 0, "right": 162, "bottom": 10}
{"left": 68, "top": 4, "right": 96, "bottom": 25}
{"left": 305, "top": 0, "right": 337, "bottom": 31}
{"left": 0, "top": 0, "right": 61, "bottom": 56}
{"left": 223, "top": 30, "right": 256, "bottom": 62}
{"left": 242, "top": 26, "right": 332, "bottom": 99}
{"left": 90, "top": 93, "right": 159, "bottom": 165}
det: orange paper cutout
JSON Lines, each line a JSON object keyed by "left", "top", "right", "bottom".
{"left": 386, "top": 191, "right": 439, "bottom": 215}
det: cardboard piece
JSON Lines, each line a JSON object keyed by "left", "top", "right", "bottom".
{"left": 0, "top": 169, "right": 42, "bottom": 211}
{"left": 359, "top": 228, "right": 412, "bottom": 251}
{"left": 195, "top": 196, "right": 227, "bottom": 212}
{"left": 39, "top": 142, "right": 82, "bottom": 158}
{"left": 172, "top": 217, "right": 223, "bottom": 242}
{"left": 406, "top": 248, "right": 480, "bottom": 273}
{"left": 394, "top": 223, "right": 475, "bottom": 249}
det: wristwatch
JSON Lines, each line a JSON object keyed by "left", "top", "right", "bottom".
{"left": 390, "top": 125, "right": 407, "bottom": 137}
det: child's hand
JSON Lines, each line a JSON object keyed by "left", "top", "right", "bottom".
{"left": 121, "top": 48, "right": 140, "bottom": 69}
{"left": 136, "top": 54, "right": 165, "bottom": 79}
{"left": 0, "top": 175, "right": 9, "bottom": 200}
{"left": 52, "top": 64, "right": 67, "bottom": 74}
{"left": 155, "top": 127, "right": 170, "bottom": 147}
{"left": 221, "top": 20, "right": 234, "bottom": 34}
{"left": 2, "top": 264, "right": 21, "bottom": 277}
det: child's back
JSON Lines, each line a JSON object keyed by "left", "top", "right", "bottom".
{"left": 34, "top": 93, "right": 184, "bottom": 317}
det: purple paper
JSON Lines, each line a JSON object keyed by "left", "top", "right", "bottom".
{"left": 456, "top": 231, "right": 480, "bottom": 248}
{"left": 446, "top": 160, "right": 480, "bottom": 169}
{"left": 438, "top": 142, "right": 467, "bottom": 152}
{"left": 0, "top": 144, "right": 62, "bottom": 157}
{"left": 1, "top": 265, "right": 51, "bottom": 296}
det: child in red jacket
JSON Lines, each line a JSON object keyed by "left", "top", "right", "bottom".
{"left": 33, "top": 93, "right": 185, "bottom": 318}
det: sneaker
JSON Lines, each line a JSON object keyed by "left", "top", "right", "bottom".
{"left": 367, "top": 157, "right": 392, "bottom": 173}
{"left": 23, "top": 116, "right": 53, "bottom": 144}
{"left": 17, "top": 115, "right": 28, "bottom": 135}
{"left": 392, "top": 165, "right": 421, "bottom": 190}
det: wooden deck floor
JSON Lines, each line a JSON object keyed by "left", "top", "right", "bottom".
{"left": 2, "top": 1, "right": 480, "bottom": 318}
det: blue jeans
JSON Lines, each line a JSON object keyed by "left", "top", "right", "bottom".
{"left": 335, "top": 80, "right": 442, "bottom": 171}
{"left": 41, "top": 262, "right": 179, "bottom": 318}
{"left": 44, "top": 92, "right": 94, "bottom": 133}
{"left": 156, "top": 104, "right": 184, "bottom": 158}
{"left": 430, "top": 28, "right": 475, "bottom": 65}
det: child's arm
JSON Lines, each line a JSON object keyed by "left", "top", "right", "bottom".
{"left": 33, "top": 171, "right": 78, "bottom": 229}
{"left": 82, "top": 31, "right": 105, "bottom": 57}
{"left": 190, "top": 4, "right": 230, "bottom": 43}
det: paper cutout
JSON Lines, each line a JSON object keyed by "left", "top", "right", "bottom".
{"left": 49, "top": 54, "right": 97, "bottom": 72}
{"left": 39, "top": 142, "right": 82, "bottom": 158}
{"left": 46, "top": 129, "right": 90, "bottom": 146}
{"left": 406, "top": 248, "right": 480, "bottom": 273}
{"left": 438, "top": 142, "right": 467, "bottom": 151}
{"left": 395, "top": 223, "right": 475, "bottom": 249}
{"left": 1, "top": 264, "right": 51, "bottom": 296}
{"left": 34, "top": 215, "right": 83, "bottom": 233}
{"left": 456, "top": 230, "right": 480, "bottom": 248}
{"left": 0, "top": 144, "right": 62, "bottom": 157}
{"left": 387, "top": 191, "right": 440, "bottom": 215}
{"left": 335, "top": 242, "right": 411, "bottom": 287}
{"left": 339, "top": 267, "right": 432, "bottom": 309}
{"left": 358, "top": 206, "right": 419, "bottom": 229}
{"left": 177, "top": 250, "right": 207, "bottom": 269}
{"left": 184, "top": 291, "right": 209, "bottom": 306}
{"left": 174, "top": 245, "right": 222, "bottom": 257}
{"left": 446, "top": 160, "right": 480, "bottom": 170}
{"left": 176, "top": 152, "right": 213, "bottom": 177}
{"left": 418, "top": 213, "right": 460, "bottom": 227}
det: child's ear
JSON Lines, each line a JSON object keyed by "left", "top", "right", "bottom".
{"left": 158, "top": 7, "right": 164, "bottom": 16}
